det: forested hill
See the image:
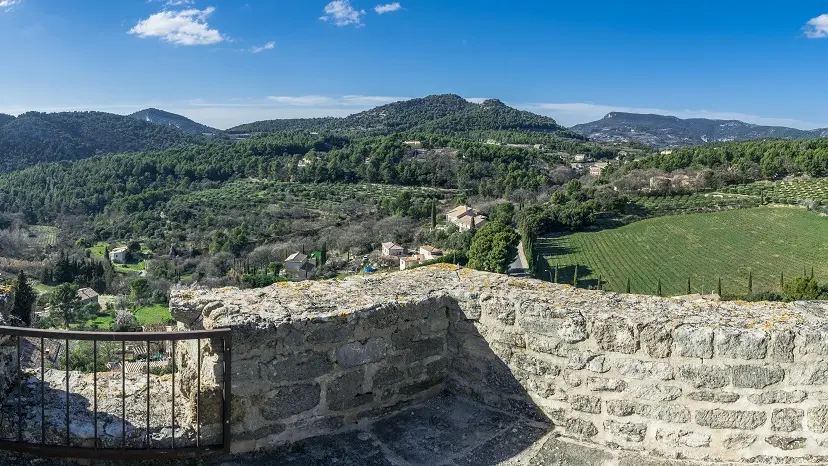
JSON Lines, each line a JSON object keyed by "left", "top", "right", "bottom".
{"left": 128, "top": 108, "right": 219, "bottom": 134}
{"left": 0, "top": 114, "right": 14, "bottom": 127}
{"left": 0, "top": 111, "right": 205, "bottom": 173}
{"left": 572, "top": 112, "right": 828, "bottom": 148}
{"left": 227, "top": 94, "right": 580, "bottom": 139}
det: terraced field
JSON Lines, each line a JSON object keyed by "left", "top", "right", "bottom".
{"left": 537, "top": 207, "right": 828, "bottom": 296}
{"left": 724, "top": 179, "right": 828, "bottom": 204}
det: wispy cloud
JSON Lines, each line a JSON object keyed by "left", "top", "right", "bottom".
{"left": 374, "top": 2, "right": 401, "bottom": 14}
{"left": 804, "top": 14, "right": 828, "bottom": 39}
{"left": 250, "top": 41, "right": 275, "bottom": 53}
{"left": 129, "top": 6, "right": 225, "bottom": 46}
{"left": 266, "top": 95, "right": 409, "bottom": 107}
{"left": 164, "top": 0, "right": 195, "bottom": 5}
{"left": 523, "top": 102, "right": 828, "bottom": 130}
{"left": 320, "top": 0, "right": 365, "bottom": 27}
{"left": 0, "top": 0, "right": 22, "bottom": 12}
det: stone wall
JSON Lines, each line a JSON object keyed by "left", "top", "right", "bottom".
{"left": 170, "top": 266, "right": 828, "bottom": 462}
{"left": 0, "top": 287, "right": 16, "bottom": 396}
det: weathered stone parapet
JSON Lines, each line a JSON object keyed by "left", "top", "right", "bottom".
{"left": 170, "top": 265, "right": 828, "bottom": 461}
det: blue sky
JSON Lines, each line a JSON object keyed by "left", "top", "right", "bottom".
{"left": 1, "top": 0, "right": 827, "bottom": 130}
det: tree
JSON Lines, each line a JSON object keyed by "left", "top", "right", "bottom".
{"left": 553, "top": 264, "right": 558, "bottom": 283}
{"left": 656, "top": 279, "right": 662, "bottom": 297}
{"left": 717, "top": 277, "right": 722, "bottom": 297}
{"left": 431, "top": 200, "right": 437, "bottom": 229}
{"left": 467, "top": 221, "right": 520, "bottom": 274}
{"left": 48, "top": 283, "right": 81, "bottom": 329}
{"left": 782, "top": 277, "right": 822, "bottom": 301}
{"left": 320, "top": 243, "right": 328, "bottom": 270}
{"left": 572, "top": 265, "right": 579, "bottom": 287}
{"left": 748, "top": 270, "right": 753, "bottom": 294}
{"left": 686, "top": 277, "right": 691, "bottom": 295}
{"left": 129, "top": 278, "right": 151, "bottom": 303}
{"left": 11, "top": 271, "right": 36, "bottom": 327}
{"left": 625, "top": 278, "right": 631, "bottom": 294}
{"left": 780, "top": 271, "right": 785, "bottom": 290}
{"left": 114, "top": 310, "right": 139, "bottom": 332}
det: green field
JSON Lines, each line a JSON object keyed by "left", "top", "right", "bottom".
{"left": 724, "top": 179, "right": 828, "bottom": 204}
{"left": 538, "top": 207, "right": 828, "bottom": 297}
{"left": 135, "top": 305, "right": 173, "bottom": 326}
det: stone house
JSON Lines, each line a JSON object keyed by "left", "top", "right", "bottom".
{"left": 446, "top": 205, "right": 488, "bottom": 232}
{"left": 285, "top": 252, "right": 315, "bottom": 280}
{"left": 381, "top": 243, "right": 406, "bottom": 257}
{"left": 589, "top": 162, "right": 610, "bottom": 177}
{"left": 76, "top": 288, "right": 99, "bottom": 307}
{"left": 399, "top": 255, "right": 424, "bottom": 271}
{"left": 109, "top": 247, "right": 128, "bottom": 264}
{"left": 419, "top": 246, "right": 443, "bottom": 261}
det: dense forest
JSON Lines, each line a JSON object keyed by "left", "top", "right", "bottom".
{"left": 0, "top": 111, "right": 206, "bottom": 173}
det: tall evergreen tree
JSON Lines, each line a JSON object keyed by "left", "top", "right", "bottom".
{"left": 811, "top": 266, "right": 815, "bottom": 280}
{"left": 553, "top": 264, "right": 558, "bottom": 283}
{"left": 431, "top": 200, "right": 437, "bottom": 229}
{"left": 11, "top": 272, "right": 36, "bottom": 327}
{"left": 572, "top": 265, "right": 578, "bottom": 288}
{"left": 686, "top": 277, "right": 691, "bottom": 295}
{"left": 717, "top": 277, "right": 722, "bottom": 297}
{"left": 625, "top": 278, "right": 631, "bottom": 294}
{"left": 657, "top": 279, "right": 662, "bottom": 297}
{"left": 748, "top": 270, "right": 753, "bottom": 294}
{"left": 780, "top": 271, "right": 785, "bottom": 290}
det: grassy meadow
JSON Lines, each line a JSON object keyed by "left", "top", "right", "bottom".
{"left": 538, "top": 207, "right": 828, "bottom": 297}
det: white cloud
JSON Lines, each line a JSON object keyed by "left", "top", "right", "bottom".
{"left": 0, "top": 0, "right": 21, "bottom": 11}
{"left": 164, "top": 0, "right": 195, "bottom": 5}
{"left": 266, "top": 95, "right": 408, "bottom": 107}
{"left": 250, "top": 41, "right": 275, "bottom": 53}
{"left": 522, "top": 102, "right": 828, "bottom": 129}
{"left": 804, "top": 14, "right": 828, "bottom": 39}
{"left": 129, "top": 7, "right": 225, "bottom": 46}
{"left": 320, "top": 0, "right": 365, "bottom": 27}
{"left": 374, "top": 2, "right": 401, "bottom": 14}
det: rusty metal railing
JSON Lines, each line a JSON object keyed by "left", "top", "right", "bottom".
{"left": 0, "top": 326, "right": 231, "bottom": 460}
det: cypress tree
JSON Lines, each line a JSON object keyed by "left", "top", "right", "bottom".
{"left": 686, "top": 277, "right": 691, "bottom": 295}
{"left": 717, "top": 277, "right": 722, "bottom": 297}
{"left": 780, "top": 271, "right": 785, "bottom": 290}
{"left": 431, "top": 200, "right": 437, "bottom": 229}
{"left": 625, "top": 278, "right": 631, "bottom": 294}
{"left": 811, "top": 266, "right": 815, "bottom": 280}
{"left": 748, "top": 270, "right": 753, "bottom": 294}
{"left": 320, "top": 243, "right": 328, "bottom": 270}
{"left": 553, "top": 264, "right": 558, "bottom": 283}
{"left": 11, "top": 271, "right": 35, "bottom": 327}
{"left": 656, "top": 279, "right": 662, "bottom": 297}
{"left": 572, "top": 265, "right": 578, "bottom": 288}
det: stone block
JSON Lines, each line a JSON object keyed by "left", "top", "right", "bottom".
{"left": 398, "top": 376, "right": 443, "bottom": 396}
{"left": 496, "top": 329, "right": 526, "bottom": 349}
{"left": 607, "top": 400, "right": 636, "bottom": 417}
{"left": 771, "top": 330, "right": 795, "bottom": 363}
{"left": 808, "top": 406, "right": 828, "bottom": 433}
{"left": 655, "top": 429, "right": 711, "bottom": 448}
{"left": 512, "top": 353, "right": 561, "bottom": 377}
{"left": 568, "top": 351, "right": 602, "bottom": 370}
{"left": 765, "top": 436, "right": 806, "bottom": 450}
{"left": 695, "top": 409, "right": 766, "bottom": 430}
{"left": 359, "top": 307, "right": 399, "bottom": 331}
{"left": 674, "top": 326, "right": 714, "bottom": 359}
{"left": 799, "top": 330, "right": 828, "bottom": 356}
{"left": 748, "top": 390, "right": 807, "bottom": 405}
{"left": 404, "top": 336, "right": 445, "bottom": 364}
{"left": 524, "top": 334, "right": 562, "bottom": 355}
{"left": 714, "top": 328, "right": 767, "bottom": 360}
{"left": 640, "top": 323, "right": 673, "bottom": 358}
{"left": 687, "top": 391, "right": 739, "bottom": 403}
{"left": 614, "top": 359, "right": 673, "bottom": 380}
{"left": 586, "top": 355, "right": 610, "bottom": 373}
{"left": 587, "top": 377, "right": 627, "bottom": 392}
{"left": 260, "top": 383, "right": 321, "bottom": 420}
{"left": 372, "top": 365, "right": 405, "bottom": 389}
{"left": 790, "top": 362, "right": 828, "bottom": 385}
{"left": 771, "top": 408, "right": 803, "bottom": 432}
{"left": 305, "top": 321, "right": 357, "bottom": 345}
{"left": 678, "top": 365, "right": 730, "bottom": 389}
{"left": 571, "top": 394, "right": 602, "bottom": 414}
{"left": 565, "top": 418, "right": 598, "bottom": 438}
{"left": 593, "top": 316, "right": 637, "bottom": 354}
{"left": 266, "top": 352, "right": 333, "bottom": 383}
{"left": 326, "top": 369, "right": 372, "bottom": 411}
{"left": 558, "top": 311, "right": 588, "bottom": 343}
{"left": 335, "top": 338, "right": 388, "bottom": 368}
{"left": 722, "top": 432, "right": 757, "bottom": 450}
{"left": 731, "top": 365, "right": 783, "bottom": 389}
{"left": 628, "top": 383, "right": 682, "bottom": 402}
{"left": 604, "top": 420, "right": 647, "bottom": 443}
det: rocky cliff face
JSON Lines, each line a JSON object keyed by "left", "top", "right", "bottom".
{"left": 170, "top": 265, "right": 828, "bottom": 462}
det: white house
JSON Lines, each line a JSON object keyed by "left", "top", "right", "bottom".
{"left": 419, "top": 246, "right": 444, "bottom": 261}
{"left": 403, "top": 140, "right": 423, "bottom": 149}
{"left": 109, "top": 247, "right": 128, "bottom": 264}
{"left": 589, "top": 162, "right": 610, "bottom": 177}
{"left": 382, "top": 242, "right": 406, "bottom": 257}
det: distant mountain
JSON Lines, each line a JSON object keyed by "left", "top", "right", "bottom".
{"left": 0, "top": 111, "right": 203, "bottom": 173}
{"left": 0, "top": 114, "right": 15, "bottom": 127}
{"left": 228, "top": 94, "right": 579, "bottom": 138}
{"left": 571, "top": 112, "right": 828, "bottom": 148}
{"left": 128, "top": 108, "right": 219, "bottom": 134}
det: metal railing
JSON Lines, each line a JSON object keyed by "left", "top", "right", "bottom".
{"left": 0, "top": 326, "right": 232, "bottom": 460}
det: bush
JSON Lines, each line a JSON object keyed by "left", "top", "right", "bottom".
{"left": 783, "top": 277, "right": 822, "bottom": 301}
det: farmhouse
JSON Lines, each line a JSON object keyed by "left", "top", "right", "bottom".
{"left": 446, "top": 205, "right": 488, "bottom": 232}
{"left": 403, "top": 140, "right": 423, "bottom": 149}
{"left": 419, "top": 246, "right": 443, "bottom": 261}
{"left": 109, "top": 247, "right": 128, "bottom": 264}
{"left": 381, "top": 243, "right": 406, "bottom": 257}
{"left": 589, "top": 162, "right": 609, "bottom": 177}
{"left": 76, "top": 288, "right": 99, "bottom": 307}
{"left": 285, "top": 252, "right": 315, "bottom": 280}
{"left": 399, "top": 255, "right": 424, "bottom": 271}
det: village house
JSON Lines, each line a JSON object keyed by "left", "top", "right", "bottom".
{"left": 446, "top": 205, "right": 488, "bottom": 232}
{"left": 285, "top": 252, "right": 316, "bottom": 280}
{"left": 76, "top": 288, "right": 99, "bottom": 307}
{"left": 589, "top": 162, "right": 610, "bottom": 177}
{"left": 382, "top": 243, "right": 406, "bottom": 257}
{"left": 419, "top": 246, "right": 444, "bottom": 261}
{"left": 403, "top": 140, "right": 423, "bottom": 149}
{"left": 109, "top": 247, "right": 128, "bottom": 264}
{"left": 399, "top": 255, "right": 424, "bottom": 271}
